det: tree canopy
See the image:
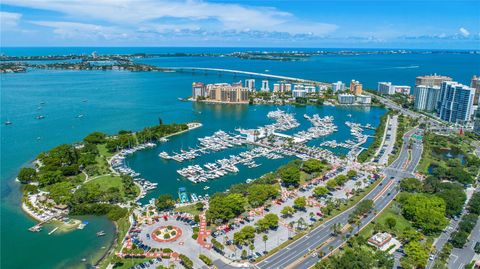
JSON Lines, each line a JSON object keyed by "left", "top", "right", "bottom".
{"left": 206, "top": 193, "right": 247, "bottom": 223}
{"left": 399, "top": 193, "right": 448, "bottom": 234}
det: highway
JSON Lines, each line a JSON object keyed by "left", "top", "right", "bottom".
{"left": 255, "top": 128, "right": 423, "bottom": 269}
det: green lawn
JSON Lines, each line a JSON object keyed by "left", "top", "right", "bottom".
{"left": 97, "top": 144, "right": 114, "bottom": 158}
{"left": 84, "top": 175, "right": 140, "bottom": 198}
{"left": 360, "top": 204, "right": 412, "bottom": 239}
{"left": 174, "top": 204, "right": 202, "bottom": 215}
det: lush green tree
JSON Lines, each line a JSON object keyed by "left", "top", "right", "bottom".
{"left": 38, "top": 170, "right": 65, "bottom": 187}
{"left": 400, "top": 228, "right": 424, "bottom": 243}
{"left": 400, "top": 193, "right": 448, "bottom": 234}
{"left": 47, "top": 181, "right": 74, "bottom": 204}
{"left": 316, "top": 245, "right": 393, "bottom": 269}
{"left": 313, "top": 186, "right": 329, "bottom": 197}
{"left": 326, "top": 179, "right": 337, "bottom": 189}
{"left": 256, "top": 213, "right": 279, "bottom": 232}
{"left": 233, "top": 225, "right": 256, "bottom": 245}
{"left": 346, "top": 170, "right": 358, "bottom": 179}
{"left": 281, "top": 206, "right": 296, "bottom": 217}
{"left": 83, "top": 132, "right": 107, "bottom": 144}
{"left": 17, "top": 167, "right": 38, "bottom": 184}
{"left": 468, "top": 193, "right": 480, "bottom": 214}
{"left": 155, "top": 194, "right": 176, "bottom": 211}
{"left": 179, "top": 254, "right": 193, "bottom": 269}
{"left": 277, "top": 164, "right": 301, "bottom": 187}
{"left": 206, "top": 193, "right": 247, "bottom": 223}
{"left": 435, "top": 183, "right": 466, "bottom": 217}
{"left": 302, "top": 159, "right": 325, "bottom": 174}
{"left": 400, "top": 177, "right": 423, "bottom": 192}
{"left": 403, "top": 241, "right": 429, "bottom": 268}
{"left": 246, "top": 184, "right": 279, "bottom": 207}
{"left": 385, "top": 217, "right": 397, "bottom": 229}
{"left": 293, "top": 197, "right": 307, "bottom": 210}
{"left": 334, "top": 175, "right": 348, "bottom": 186}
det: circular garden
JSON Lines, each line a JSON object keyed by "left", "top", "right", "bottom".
{"left": 151, "top": 225, "right": 182, "bottom": 243}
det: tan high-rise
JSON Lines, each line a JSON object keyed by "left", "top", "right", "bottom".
{"left": 350, "top": 80, "right": 363, "bottom": 95}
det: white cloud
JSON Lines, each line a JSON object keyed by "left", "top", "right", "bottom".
{"left": 1, "top": 11, "right": 22, "bottom": 29}
{"left": 459, "top": 27, "right": 470, "bottom": 37}
{"left": 4, "top": 0, "right": 337, "bottom": 36}
{"left": 30, "top": 21, "right": 128, "bottom": 40}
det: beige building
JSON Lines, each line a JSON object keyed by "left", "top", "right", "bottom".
{"left": 350, "top": 80, "right": 363, "bottom": 95}
{"left": 206, "top": 83, "right": 249, "bottom": 103}
{"left": 415, "top": 74, "right": 452, "bottom": 87}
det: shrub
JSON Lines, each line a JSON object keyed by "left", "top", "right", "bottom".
{"left": 199, "top": 254, "right": 213, "bottom": 266}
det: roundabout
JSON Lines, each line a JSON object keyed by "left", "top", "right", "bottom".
{"left": 151, "top": 225, "right": 182, "bottom": 243}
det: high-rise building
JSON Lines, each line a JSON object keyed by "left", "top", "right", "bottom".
{"left": 437, "top": 81, "right": 475, "bottom": 125}
{"left": 356, "top": 95, "right": 372, "bottom": 104}
{"left": 331, "top": 81, "right": 345, "bottom": 92}
{"left": 378, "top": 82, "right": 394, "bottom": 95}
{"left": 261, "top": 80, "right": 270, "bottom": 91}
{"left": 292, "top": 89, "right": 307, "bottom": 98}
{"left": 192, "top": 82, "right": 206, "bottom": 100}
{"left": 392, "top": 85, "right": 411, "bottom": 95}
{"left": 245, "top": 79, "right": 255, "bottom": 91}
{"left": 284, "top": 84, "right": 292, "bottom": 92}
{"left": 338, "top": 94, "right": 356, "bottom": 104}
{"left": 206, "top": 83, "right": 249, "bottom": 103}
{"left": 413, "top": 85, "right": 439, "bottom": 111}
{"left": 350, "top": 80, "right": 363, "bottom": 95}
{"left": 470, "top": 75, "right": 480, "bottom": 105}
{"left": 273, "top": 83, "right": 280, "bottom": 92}
{"left": 304, "top": 85, "right": 316, "bottom": 93}
{"left": 415, "top": 74, "right": 452, "bottom": 87}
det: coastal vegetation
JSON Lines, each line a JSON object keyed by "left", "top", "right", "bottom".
{"left": 18, "top": 122, "right": 188, "bottom": 223}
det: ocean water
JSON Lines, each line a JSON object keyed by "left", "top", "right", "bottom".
{"left": 1, "top": 48, "right": 478, "bottom": 269}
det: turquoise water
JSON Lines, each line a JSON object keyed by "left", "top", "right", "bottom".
{"left": 1, "top": 48, "right": 479, "bottom": 269}
{"left": 128, "top": 103, "right": 384, "bottom": 202}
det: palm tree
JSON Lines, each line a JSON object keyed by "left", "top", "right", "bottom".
{"left": 262, "top": 234, "right": 268, "bottom": 253}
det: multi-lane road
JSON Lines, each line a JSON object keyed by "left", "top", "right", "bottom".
{"left": 255, "top": 128, "right": 422, "bottom": 269}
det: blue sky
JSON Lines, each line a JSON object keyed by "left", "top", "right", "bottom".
{"left": 1, "top": 0, "right": 479, "bottom": 48}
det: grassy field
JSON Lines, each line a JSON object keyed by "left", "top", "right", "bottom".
{"left": 174, "top": 204, "right": 202, "bottom": 216}
{"left": 84, "top": 175, "right": 140, "bottom": 198}
{"left": 97, "top": 144, "right": 114, "bottom": 158}
{"left": 359, "top": 203, "right": 412, "bottom": 239}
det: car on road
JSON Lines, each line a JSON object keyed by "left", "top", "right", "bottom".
{"left": 475, "top": 242, "right": 480, "bottom": 254}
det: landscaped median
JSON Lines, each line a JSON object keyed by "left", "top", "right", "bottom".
{"left": 357, "top": 111, "right": 392, "bottom": 163}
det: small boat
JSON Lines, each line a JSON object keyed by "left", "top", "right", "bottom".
{"left": 81, "top": 258, "right": 86, "bottom": 262}
{"left": 203, "top": 186, "right": 210, "bottom": 190}
{"left": 96, "top": 231, "right": 106, "bottom": 237}
{"left": 36, "top": 115, "right": 45, "bottom": 120}
{"left": 4, "top": 120, "right": 12, "bottom": 125}
{"left": 82, "top": 99, "right": 88, "bottom": 102}
{"left": 77, "top": 221, "right": 89, "bottom": 230}
{"left": 347, "top": 114, "right": 352, "bottom": 117}
{"left": 40, "top": 101, "right": 45, "bottom": 105}
{"left": 76, "top": 114, "right": 84, "bottom": 118}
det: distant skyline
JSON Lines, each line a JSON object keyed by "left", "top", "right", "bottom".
{"left": 1, "top": 0, "right": 479, "bottom": 49}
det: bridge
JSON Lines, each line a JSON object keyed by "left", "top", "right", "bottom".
{"left": 164, "top": 67, "right": 330, "bottom": 86}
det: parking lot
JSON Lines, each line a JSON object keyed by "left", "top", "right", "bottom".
{"left": 211, "top": 169, "right": 376, "bottom": 261}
